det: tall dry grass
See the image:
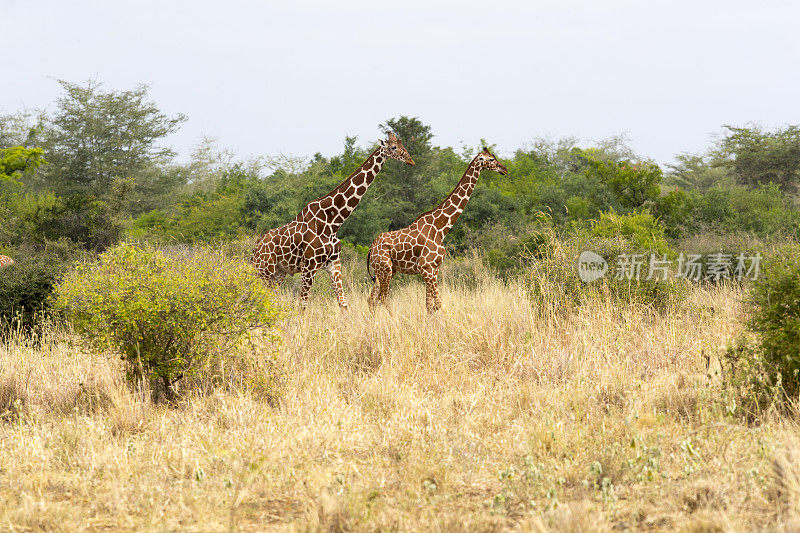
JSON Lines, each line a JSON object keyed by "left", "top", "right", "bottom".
{"left": 0, "top": 268, "right": 796, "bottom": 531}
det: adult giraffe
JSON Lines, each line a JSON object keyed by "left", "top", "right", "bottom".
{"left": 367, "top": 148, "right": 508, "bottom": 313}
{"left": 0, "top": 255, "right": 14, "bottom": 267}
{"left": 253, "top": 132, "right": 414, "bottom": 310}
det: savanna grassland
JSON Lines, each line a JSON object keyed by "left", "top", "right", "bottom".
{"left": 4, "top": 81, "right": 800, "bottom": 532}
{"left": 1, "top": 260, "right": 797, "bottom": 532}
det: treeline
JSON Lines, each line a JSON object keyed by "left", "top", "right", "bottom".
{"left": 2, "top": 80, "right": 800, "bottom": 261}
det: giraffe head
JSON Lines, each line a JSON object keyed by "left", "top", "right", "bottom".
{"left": 379, "top": 132, "right": 415, "bottom": 166}
{"left": 476, "top": 147, "right": 508, "bottom": 175}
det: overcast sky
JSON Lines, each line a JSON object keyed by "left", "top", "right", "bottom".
{"left": 4, "top": 0, "right": 800, "bottom": 164}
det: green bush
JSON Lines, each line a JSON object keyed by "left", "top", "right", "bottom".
{"left": 653, "top": 188, "right": 698, "bottom": 238}
{"left": 523, "top": 216, "right": 689, "bottom": 311}
{"left": 482, "top": 231, "right": 550, "bottom": 279}
{"left": 725, "top": 244, "right": 800, "bottom": 409}
{"left": 54, "top": 242, "right": 282, "bottom": 401}
{"left": 0, "top": 239, "right": 85, "bottom": 332}
{"left": 589, "top": 209, "right": 671, "bottom": 256}
{"left": 584, "top": 158, "right": 662, "bottom": 209}
{"left": 695, "top": 184, "right": 800, "bottom": 238}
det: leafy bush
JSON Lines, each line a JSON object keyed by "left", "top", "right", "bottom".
{"left": 33, "top": 194, "right": 123, "bottom": 251}
{"left": 725, "top": 244, "right": 800, "bottom": 410}
{"left": 482, "top": 231, "right": 550, "bottom": 279}
{"left": 129, "top": 192, "right": 247, "bottom": 244}
{"left": 583, "top": 157, "right": 662, "bottom": 209}
{"left": 523, "top": 215, "right": 689, "bottom": 311}
{"left": 54, "top": 242, "right": 282, "bottom": 401}
{"left": 589, "top": 209, "right": 671, "bottom": 256}
{"left": 2, "top": 192, "right": 123, "bottom": 251}
{"left": 0, "top": 239, "right": 85, "bottom": 332}
{"left": 695, "top": 184, "right": 800, "bottom": 238}
{"left": 653, "top": 188, "right": 698, "bottom": 238}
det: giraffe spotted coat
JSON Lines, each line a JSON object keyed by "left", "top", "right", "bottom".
{"left": 368, "top": 148, "right": 508, "bottom": 313}
{"left": 253, "top": 132, "right": 414, "bottom": 309}
{"left": 0, "top": 255, "right": 13, "bottom": 267}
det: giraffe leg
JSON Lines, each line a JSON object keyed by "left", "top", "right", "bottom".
{"left": 298, "top": 269, "right": 316, "bottom": 311}
{"left": 433, "top": 269, "right": 443, "bottom": 310}
{"left": 368, "top": 257, "right": 391, "bottom": 311}
{"left": 324, "top": 259, "right": 349, "bottom": 310}
{"left": 378, "top": 270, "right": 393, "bottom": 309}
{"left": 369, "top": 271, "right": 394, "bottom": 311}
{"left": 421, "top": 269, "right": 442, "bottom": 313}
{"left": 368, "top": 278, "right": 381, "bottom": 311}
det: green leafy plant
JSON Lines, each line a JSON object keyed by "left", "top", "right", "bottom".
{"left": 749, "top": 249, "right": 800, "bottom": 379}
{"left": 589, "top": 209, "right": 671, "bottom": 256}
{"left": 524, "top": 213, "right": 689, "bottom": 311}
{"left": 722, "top": 244, "right": 800, "bottom": 417}
{"left": 54, "top": 242, "right": 282, "bottom": 401}
{"left": 584, "top": 157, "right": 662, "bottom": 209}
{"left": 0, "top": 239, "right": 85, "bottom": 333}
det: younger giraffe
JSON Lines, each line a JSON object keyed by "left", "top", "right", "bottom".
{"left": 0, "top": 255, "right": 14, "bottom": 267}
{"left": 253, "top": 132, "right": 414, "bottom": 310}
{"left": 368, "top": 148, "right": 508, "bottom": 313}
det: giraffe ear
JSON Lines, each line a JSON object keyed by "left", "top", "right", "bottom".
{"left": 378, "top": 139, "right": 386, "bottom": 147}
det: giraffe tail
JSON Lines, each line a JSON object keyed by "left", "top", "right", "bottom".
{"left": 366, "top": 249, "right": 375, "bottom": 283}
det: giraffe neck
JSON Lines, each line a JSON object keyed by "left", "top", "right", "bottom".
{"left": 297, "top": 148, "right": 385, "bottom": 233}
{"left": 421, "top": 157, "right": 482, "bottom": 240}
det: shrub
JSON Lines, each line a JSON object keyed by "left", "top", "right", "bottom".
{"left": 54, "top": 242, "right": 282, "bottom": 402}
{"left": 726, "top": 244, "right": 800, "bottom": 408}
{"left": 589, "top": 209, "right": 671, "bottom": 256}
{"left": 523, "top": 215, "right": 689, "bottom": 311}
{"left": 653, "top": 188, "right": 699, "bottom": 238}
{"left": 695, "top": 184, "right": 800, "bottom": 238}
{"left": 482, "top": 232, "right": 550, "bottom": 279}
{"left": 10, "top": 194, "right": 124, "bottom": 252}
{"left": 584, "top": 157, "right": 662, "bottom": 209}
{"left": 0, "top": 239, "right": 86, "bottom": 333}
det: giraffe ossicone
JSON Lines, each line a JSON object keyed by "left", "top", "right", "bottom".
{"left": 367, "top": 147, "right": 508, "bottom": 313}
{"left": 252, "top": 132, "right": 414, "bottom": 310}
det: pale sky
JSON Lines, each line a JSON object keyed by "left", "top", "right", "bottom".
{"left": 4, "top": 0, "right": 800, "bottom": 164}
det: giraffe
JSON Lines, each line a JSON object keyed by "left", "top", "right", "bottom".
{"left": 367, "top": 147, "right": 508, "bottom": 313}
{"left": 0, "top": 255, "right": 13, "bottom": 267}
{"left": 252, "top": 132, "right": 415, "bottom": 310}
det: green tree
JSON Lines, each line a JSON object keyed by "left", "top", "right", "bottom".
{"left": 584, "top": 155, "right": 662, "bottom": 209}
{"left": 40, "top": 79, "right": 186, "bottom": 210}
{"left": 0, "top": 147, "right": 48, "bottom": 245}
{"left": 0, "top": 146, "right": 46, "bottom": 184}
{"left": 717, "top": 124, "right": 800, "bottom": 192}
{"left": 0, "top": 110, "right": 46, "bottom": 149}
{"left": 665, "top": 153, "right": 733, "bottom": 191}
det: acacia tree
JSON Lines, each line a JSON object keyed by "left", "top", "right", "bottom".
{"left": 0, "top": 146, "right": 47, "bottom": 243}
{"left": 583, "top": 155, "right": 662, "bottom": 210}
{"left": 41, "top": 79, "right": 186, "bottom": 212}
{"left": 718, "top": 124, "right": 800, "bottom": 192}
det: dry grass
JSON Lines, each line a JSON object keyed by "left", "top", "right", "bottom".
{"left": 0, "top": 272, "right": 796, "bottom": 531}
